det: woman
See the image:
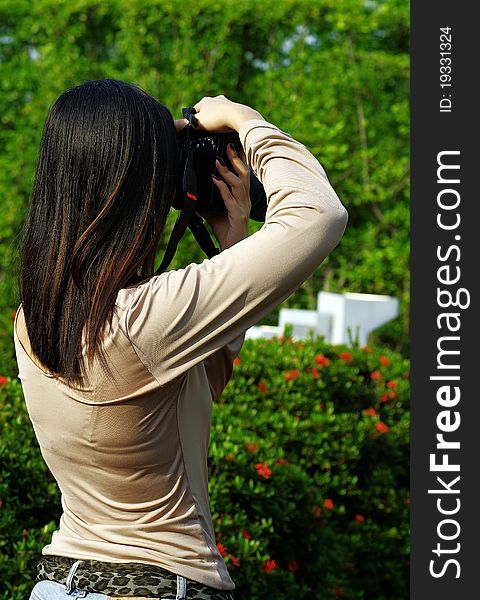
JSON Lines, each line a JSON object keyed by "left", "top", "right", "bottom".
{"left": 14, "top": 79, "right": 348, "bottom": 599}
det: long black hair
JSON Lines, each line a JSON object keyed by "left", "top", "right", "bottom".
{"left": 18, "top": 78, "right": 179, "bottom": 386}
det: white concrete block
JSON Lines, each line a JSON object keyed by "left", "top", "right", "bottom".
{"left": 245, "top": 325, "right": 283, "bottom": 340}
{"left": 317, "top": 291, "right": 399, "bottom": 346}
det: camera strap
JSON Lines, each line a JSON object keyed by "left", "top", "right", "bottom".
{"left": 153, "top": 111, "right": 220, "bottom": 276}
{"left": 188, "top": 213, "right": 220, "bottom": 257}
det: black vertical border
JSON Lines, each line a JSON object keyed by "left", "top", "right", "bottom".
{"left": 411, "top": 2, "right": 479, "bottom": 597}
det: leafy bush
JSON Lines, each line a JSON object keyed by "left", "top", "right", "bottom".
{"left": 0, "top": 334, "right": 409, "bottom": 600}
{"left": 1, "top": 2, "right": 409, "bottom": 596}
{"left": 0, "top": 0, "right": 410, "bottom": 369}
{"left": 0, "top": 375, "right": 60, "bottom": 600}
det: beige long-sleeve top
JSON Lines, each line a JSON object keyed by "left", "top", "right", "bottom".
{"left": 13, "top": 118, "right": 348, "bottom": 591}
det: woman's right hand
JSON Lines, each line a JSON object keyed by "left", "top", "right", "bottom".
{"left": 191, "top": 95, "right": 264, "bottom": 133}
{"left": 197, "top": 143, "right": 252, "bottom": 251}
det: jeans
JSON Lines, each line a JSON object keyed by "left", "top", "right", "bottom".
{"left": 29, "top": 559, "right": 188, "bottom": 600}
{"left": 29, "top": 579, "right": 109, "bottom": 599}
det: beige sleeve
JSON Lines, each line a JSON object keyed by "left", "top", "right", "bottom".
{"left": 122, "top": 119, "right": 348, "bottom": 387}
{"left": 202, "top": 332, "right": 246, "bottom": 402}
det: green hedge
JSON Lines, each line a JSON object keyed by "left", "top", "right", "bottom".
{"left": 0, "top": 0, "right": 410, "bottom": 369}
{"left": 0, "top": 332, "right": 409, "bottom": 599}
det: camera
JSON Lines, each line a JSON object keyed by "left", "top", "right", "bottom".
{"left": 174, "top": 107, "right": 267, "bottom": 221}
{"left": 153, "top": 107, "right": 267, "bottom": 276}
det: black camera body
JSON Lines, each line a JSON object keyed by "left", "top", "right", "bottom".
{"left": 153, "top": 107, "right": 267, "bottom": 276}
{"left": 175, "top": 116, "right": 267, "bottom": 222}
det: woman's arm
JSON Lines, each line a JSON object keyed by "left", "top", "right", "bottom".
{"left": 202, "top": 331, "right": 245, "bottom": 402}
{"left": 120, "top": 112, "right": 348, "bottom": 387}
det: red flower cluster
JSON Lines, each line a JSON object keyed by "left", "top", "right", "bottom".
{"left": 229, "top": 556, "right": 240, "bottom": 568}
{"left": 262, "top": 559, "right": 277, "bottom": 573}
{"left": 242, "top": 530, "right": 251, "bottom": 540}
{"left": 361, "top": 345, "right": 373, "bottom": 353}
{"left": 246, "top": 442, "right": 259, "bottom": 453}
{"left": 314, "top": 507, "right": 322, "bottom": 517}
{"left": 257, "top": 381, "right": 268, "bottom": 394}
{"left": 233, "top": 357, "right": 241, "bottom": 367}
{"left": 364, "top": 407, "right": 378, "bottom": 417}
{"left": 310, "top": 367, "right": 320, "bottom": 379}
{"left": 376, "top": 421, "right": 389, "bottom": 434}
{"left": 370, "top": 370, "right": 382, "bottom": 380}
{"left": 225, "top": 452, "right": 235, "bottom": 462}
{"left": 338, "top": 351, "right": 353, "bottom": 362}
{"left": 323, "top": 498, "right": 334, "bottom": 510}
{"left": 314, "top": 354, "right": 330, "bottom": 367}
{"left": 381, "top": 387, "right": 397, "bottom": 402}
{"left": 217, "top": 542, "right": 240, "bottom": 567}
{"left": 386, "top": 380, "right": 397, "bottom": 389}
{"left": 284, "top": 369, "right": 299, "bottom": 381}
{"left": 286, "top": 560, "right": 298, "bottom": 572}
{"left": 275, "top": 458, "right": 288, "bottom": 466}
{"left": 0, "top": 376, "right": 8, "bottom": 386}
{"left": 379, "top": 355, "right": 390, "bottom": 367}
{"left": 354, "top": 514, "right": 365, "bottom": 522}
{"left": 255, "top": 463, "right": 272, "bottom": 479}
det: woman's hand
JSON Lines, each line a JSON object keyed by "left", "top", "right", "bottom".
{"left": 192, "top": 95, "right": 264, "bottom": 133}
{"left": 199, "top": 143, "right": 252, "bottom": 251}
{"left": 174, "top": 95, "right": 262, "bottom": 250}
{"left": 174, "top": 96, "right": 262, "bottom": 134}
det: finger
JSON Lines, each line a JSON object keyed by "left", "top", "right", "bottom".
{"left": 236, "top": 144, "right": 247, "bottom": 163}
{"left": 215, "top": 159, "right": 244, "bottom": 190}
{"left": 237, "top": 146, "right": 249, "bottom": 169}
{"left": 174, "top": 118, "right": 188, "bottom": 132}
{"left": 212, "top": 176, "right": 251, "bottom": 225}
{"left": 212, "top": 175, "right": 242, "bottom": 210}
{"left": 214, "top": 173, "right": 250, "bottom": 218}
{"left": 192, "top": 96, "right": 211, "bottom": 112}
{"left": 227, "top": 143, "right": 250, "bottom": 181}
